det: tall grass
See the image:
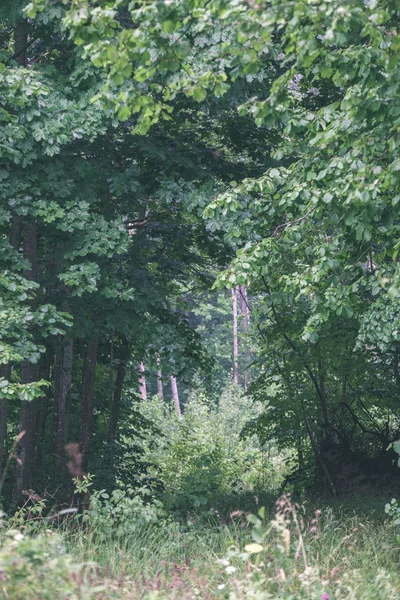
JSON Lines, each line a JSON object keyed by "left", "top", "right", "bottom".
{"left": 1, "top": 496, "right": 399, "bottom": 599}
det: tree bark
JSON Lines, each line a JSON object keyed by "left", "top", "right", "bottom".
{"left": 0, "top": 366, "right": 10, "bottom": 485}
{"left": 53, "top": 337, "right": 74, "bottom": 467}
{"left": 138, "top": 362, "right": 147, "bottom": 401}
{"left": 108, "top": 340, "right": 129, "bottom": 446}
{"left": 305, "top": 417, "right": 336, "bottom": 497}
{"left": 238, "top": 285, "right": 250, "bottom": 391}
{"left": 0, "top": 209, "right": 24, "bottom": 482}
{"left": 156, "top": 358, "right": 164, "bottom": 400}
{"left": 238, "top": 285, "right": 250, "bottom": 330}
{"left": 170, "top": 375, "right": 181, "bottom": 418}
{"left": 14, "top": 21, "right": 28, "bottom": 67}
{"left": 232, "top": 287, "right": 239, "bottom": 386}
{"left": 80, "top": 336, "right": 99, "bottom": 474}
{"left": 14, "top": 221, "right": 38, "bottom": 502}
{"left": 32, "top": 349, "right": 52, "bottom": 478}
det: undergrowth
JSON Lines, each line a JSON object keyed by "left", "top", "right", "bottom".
{"left": 0, "top": 495, "right": 399, "bottom": 599}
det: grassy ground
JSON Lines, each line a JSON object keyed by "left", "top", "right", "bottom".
{"left": 1, "top": 494, "right": 399, "bottom": 599}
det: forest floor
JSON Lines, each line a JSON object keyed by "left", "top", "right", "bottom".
{"left": 1, "top": 493, "right": 399, "bottom": 599}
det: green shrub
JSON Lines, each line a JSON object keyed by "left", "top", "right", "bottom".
{"left": 139, "top": 386, "right": 287, "bottom": 512}
{"left": 385, "top": 498, "right": 400, "bottom": 525}
{"left": 83, "top": 484, "right": 166, "bottom": 539}
{"left": 0, "top": 530, "right": 104, "bottom": 599}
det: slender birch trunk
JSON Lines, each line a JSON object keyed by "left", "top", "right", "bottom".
{"left": 170, "top": 375, "right": 181, "bottom": 418}
{"left": 238, "top": 285, "right": 250, "bottom": 390}
{"left": 232, "top": 287, "right": 239, "bottom": 386}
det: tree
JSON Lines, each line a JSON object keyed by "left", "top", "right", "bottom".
{"left": 11, "top": 0, "right": 400, "bottom": 496}
{"left": 0, "top": 0, "right": 241, "bottom": 505}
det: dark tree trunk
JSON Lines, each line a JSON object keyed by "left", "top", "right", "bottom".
{"left": 108, "top": 340, "right": 129, "bottom": 446}
{"left": 9, "top": 214, "right": 23, "bottom": 250}
{"left": 32, "top": 349, "right": 52, "bottom": 477}
{"left": 1, "top": 209, "right": 23, "bottom": 482}
{"left": 53, "top": 337, "right": 74, "bottom": 467}
{"left": 7, "top": 22, "right": 28, "bottom": 502}
{"left": 156, "top": 358, "right": 164, "bottom": 400}
{"left": 0, "top": 366, "right": 11, "bottom": 485}
{"left": 14, "top": 21, "right": 28, "bottom": 67}
{"left": 16, "top": 361, "right": 39, "bottom": 498}
{"left": 14, "top": 221, "right": 38, "bottom": 502}
{"left": 80, "top": 336, "right": 99, "bottom": 474}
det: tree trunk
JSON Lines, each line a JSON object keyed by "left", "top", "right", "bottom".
{"left": 138, "top": 362, "right": 147, "bottom": 401}
{"left": 156, "top": 358, "right": 164, "bottom": 400}
{"left": 170, "top": 375, "right": 181, "bottom": 418}
{"left": 10, "top": 214, "right": 23, "bottom": 250}
{"left": 32, "top": 349, "right": 52, "bottom": 478}
{"left": 15, "top": 363, "right": 39, "bottom": 497}
{"left": 53, "top": 337, "right": 74, "bottom": 467}
{"left": 10, "top": 21, "right": 39, "bottom": 504}
{"left": 0, "top": 366, "right": 10, "bottom": 485}
{"left": 80, "top": 336, "right": 99, "bottom": 474}
{"left": 14, "top": 21, "right": 28, "bottom": 67}
{"left": 238, "top": 285, "right": 250, "bottom": 391}
{"left": 232, "top": 287, "right": 239, "bottom": 386}
{"left": 14, "top": 221, "right": 38, "bottom": 502}
{"left": 238, "top": 285, "right": 250, "bottom": 330}
{"left": 108, "top": 340, "right": 129, "bottom": 446}
{"left": 1, "top": 207, "right": 24, "bottom": 483}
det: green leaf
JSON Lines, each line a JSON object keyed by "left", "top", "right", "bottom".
{"left": 162, "top": 20, "right": 178, "bottom": 34}
{"left": 107, "top": 46, "right": 119, "bottom": 62}
{"left": 193, "top": 86, "right": 207, "bottom": 102}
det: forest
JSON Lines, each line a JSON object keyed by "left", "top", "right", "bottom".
{"left": 0, "top": 0, "right": 400, "bottom": 598}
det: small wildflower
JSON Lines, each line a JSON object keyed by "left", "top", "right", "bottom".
{"left": 226, "top": 566, "right": 236, "bottom": 575}
{"left": 217, "top": 559, "right": 230, "bottom": 567}
{"left": 321, "top": 594, "right": 330, "bottom": 600}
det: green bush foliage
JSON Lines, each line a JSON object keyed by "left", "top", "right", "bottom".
{"left": 0, "top": 530, "right": 102, "bottom": 600}
{"left": 139, "top": 387, "right": 288, "bottom": 512}
{"left": 83, "top": 485, "right": 165, "bottom": 540}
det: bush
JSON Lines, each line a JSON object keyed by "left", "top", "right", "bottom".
{"left": 83, "top": 484, "right": 166, "bottom": 539}
{"left": 0, "top": 530, "right": 102, "bottom": 600}
{"left": 139, "top": 386, "right": 287, "bottom": 512}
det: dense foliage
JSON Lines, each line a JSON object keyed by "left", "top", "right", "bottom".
{"left": 2, "top": 1, "right": 400, "bottom": 598}
{"left": 1, "top": 0, "right": 400, "bottom": 534}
